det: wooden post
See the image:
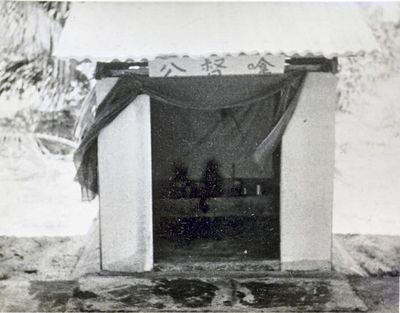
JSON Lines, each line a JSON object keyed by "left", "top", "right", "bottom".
{"left": 280, "top": 72, "right": 336, "bottom": 271}
{"left": 97, "top": 78, "right": 153, "bottom": 272}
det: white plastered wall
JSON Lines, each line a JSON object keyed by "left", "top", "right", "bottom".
{"left": 96, "top": 72, "right": 337, "bottom": 272}
{"left": 281, "top": 72, "right": 337, "bottom": 271}
{"left": 97, "top": 78, "right": 153, "bottom": 272}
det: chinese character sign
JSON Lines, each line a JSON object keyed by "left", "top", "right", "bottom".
{"left": 149, "top": 55, "right": 285, "bottom": 77}
{"left": 201, "top": 58, "right": 227, "bottom": 76}
{"left": 247, "top": 57, "right": 277, "bottom": 74}
{"left": 160, "top": 62, "right": 187, "bottom": 77}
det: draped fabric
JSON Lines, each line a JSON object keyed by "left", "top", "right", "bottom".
{"left": 74, "top": 71, "right": 305, "bottom": 200}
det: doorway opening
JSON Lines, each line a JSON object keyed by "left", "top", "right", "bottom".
{"left": 150, "top": 86, "right": 281, "bottom": 269}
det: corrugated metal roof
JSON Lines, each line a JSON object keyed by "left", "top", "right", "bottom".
{"left": 54, "top": 2, "right": 379, "bottom": 61}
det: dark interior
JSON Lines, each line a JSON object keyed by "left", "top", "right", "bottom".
{"left": 150, "top": 93, "right": 281, "bottom": 265}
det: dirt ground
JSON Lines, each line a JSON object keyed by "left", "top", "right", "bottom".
{"left": 349, "top": 276, "right": 399, "bottom": 313}
{"left": 0, "top": 234, "right": 398, "bottom": 312}
{"left": 0, "top": 236, "right": 85, "bottom": 281}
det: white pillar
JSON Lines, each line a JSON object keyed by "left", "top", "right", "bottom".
{"left": 97, "top": 78, "right": 153, "bottom": 272}
{"left": 280, "top": 72, "right": 336, "bottom": 271}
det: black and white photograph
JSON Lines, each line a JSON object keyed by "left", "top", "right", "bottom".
{"left": 0, "top": 1, "right": 399, "bottom": 312}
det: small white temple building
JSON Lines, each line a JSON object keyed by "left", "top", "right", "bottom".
{"left": 55, "top": 2, "right": 378, "bottom": 273}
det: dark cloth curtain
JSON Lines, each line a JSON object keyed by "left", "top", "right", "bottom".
{"left": 74, "top": 71, "right": 305, "bottom": 200}
{"left": 151, "top": 97, "right": 279, "bottom": 183}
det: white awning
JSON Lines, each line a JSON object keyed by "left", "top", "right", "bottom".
{"left": 54, "top": 2, "right": 379, "bottom": 62}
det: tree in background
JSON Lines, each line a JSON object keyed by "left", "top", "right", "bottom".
{"left": 1, "top": 2, "right": 400, "bottom": 149}
{"left": 338, "top": 3, "right": 400, "bottom": 112}
{"left": 0, "top": 1, "right": 91, "bottom": 140}
{"left": 0, "top": 2, "right": 92, "bottom": 160}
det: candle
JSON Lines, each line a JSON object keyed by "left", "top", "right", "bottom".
{"left": 256, "top": 184, "right": 262, "bottom": 196}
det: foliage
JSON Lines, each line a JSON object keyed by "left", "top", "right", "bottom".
{"left": 1, "top": 2, "right": 399, "bottom": 136}
{"left": 337, "top": 4, "right": 400, "bottom": 112}
{"left": 0, "top": 2, "right": 63, "bottom": 59}
{"left": 0, "top": 1, "right": 91, "bottom": 139}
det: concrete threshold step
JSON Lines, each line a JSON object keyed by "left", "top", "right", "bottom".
{"left": 94, "top": 269, "right": 345, "bottom": 280}
{"left": 0, "top": 273, "right": 366, "bottom": 312}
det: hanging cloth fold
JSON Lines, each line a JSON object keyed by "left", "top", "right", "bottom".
{"left": 74, "top": 71, "right": 306, "bottom": 200}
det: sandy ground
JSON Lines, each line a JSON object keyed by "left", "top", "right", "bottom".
{"left": 0, "top": 234, "right": 398, "bottom": 312}
{"left": 0, "top": 236, "right": 85, "bottom": 281}
{"left": 334, "top": 74, "right": 400, "bottom": 235}
{"left": 334, "top": 234, "right": 400, "bottom": 277}
{"left": 1, "top": 233, "right": 399, "bottom": 280}
{"left": 0, "top": 155, "right": 98, "bottom": 237}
